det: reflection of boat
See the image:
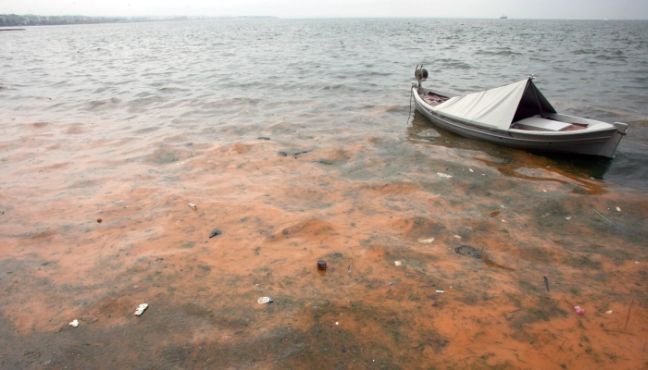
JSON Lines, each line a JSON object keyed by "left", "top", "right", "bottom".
{"left": 411, "top": 66, "right": 628, "bottom": 158}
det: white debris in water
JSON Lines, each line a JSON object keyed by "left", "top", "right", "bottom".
{"left": 68, "top": 319, "right": 79, "bottom": 328}
{"left": 542, "top": 189, "right": 548, "bottom": 193}
{"left": 605, "top": 310, "right": 613, "bottom": 315}
{"left": 394, "top": 260, "right": 403, "bottom": 267}
{"left": 335, "top": 321, "right": 339, "bottom": 326}
{"left": 615, "top": 206, "right": 622, "bottom": 212}
{"left": 501, "top": 219, "right": 507, "bottom": 223}
{"left": 435, "top": 290, "right": 445, "bottom": 294}
{"left": 436, "top": 172, "right": 453, "bottom": 178}
{"left": 468, "top": 168, "right": 474, "bottom": 173}
{"left": 453, "top": 234, "right": 462, "bottom": 240}
{"left": 418, "top": 237, "right": 435, "bottom": 244}
{"left": 565, "top": 216, "right": 572, "bottom": 221}
{"left": 257, "top": 296, "right": 273, "bottom": 305}
{"left": 188, "top": 202, "right": 198, "bottom": 211}
{"left": 134, "top": 303, "right": 149, "bottom": 316}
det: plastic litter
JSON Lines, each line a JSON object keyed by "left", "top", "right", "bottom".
{"left": 134, "top": 303, "right": 149, "bottom": 316}
{"left": 573, "top": 305, "right": 585, "bottom": 316}
{"left": 69, "top": 319, "right": 79, "bottom": 328}
{"left": 615, "top": 206, "right": 621, "bottom": 212}
{"left": 188, "top": 203, "right": 197, "bottom": 211}
{"left": 418, "top": 237, "right": 435, "bottom": 244}
{"left": 605, "top": 310, "right": 613, "bottom": 315}
{"left": 469, "top": 168, "right": 474, "bottom": 173}
{"left": 394, "top": 260, "right": 402, "bottom": 267}
{"left": 257, "top": 296, "right": 273, "bottom": 305}
{"left": 435, "top": 289, "right": 445, "bottom": 294}
{"left": 436, "top": 172, "right": 453, "bottom": 179}
{"left": 565, "top": 216, "right": 572, "bottom": 221}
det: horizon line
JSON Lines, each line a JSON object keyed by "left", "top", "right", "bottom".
{"left": 3, "top": 13, "right": 648, "bottom": 21}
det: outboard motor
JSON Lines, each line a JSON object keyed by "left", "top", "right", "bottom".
{"left": 414, "top": 64, "right": 428, "bottom": 88}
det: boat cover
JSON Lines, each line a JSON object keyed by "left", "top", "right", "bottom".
{"left": 430, "top": 79, "right": 556, "bottom": 130}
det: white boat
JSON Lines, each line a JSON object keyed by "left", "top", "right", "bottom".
{"left": 411, "top": 66, "right": 628, "bottom": 158}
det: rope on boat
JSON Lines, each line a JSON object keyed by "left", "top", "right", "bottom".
{"left": 407, "top": 86, "right": 414, "bottom": 124}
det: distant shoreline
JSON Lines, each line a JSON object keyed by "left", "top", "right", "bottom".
{"left": 0, "top": 14, "right": 185, "bottom": 28}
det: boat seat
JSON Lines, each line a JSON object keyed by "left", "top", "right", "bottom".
{"left": 513, "top": 115, "right": 573, "bottom": 131}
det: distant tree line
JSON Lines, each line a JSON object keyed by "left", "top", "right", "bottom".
{"left": 0, "top": 14, "right": 161, "bottom": 27}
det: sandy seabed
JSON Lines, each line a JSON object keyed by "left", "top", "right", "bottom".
{"left": 0, "top": 117, "right": 646, "bottom": 369}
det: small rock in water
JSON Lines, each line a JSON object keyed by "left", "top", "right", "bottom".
{"left": 418, "top": 237, "right": 435, "bottom": 244}
{"left": 68, "top": 319, "right": 79, "bottom": 328}
{"left": 317, "top": 260, "right": 327, "bottom": 271}
{"left": 188, "top": 203, "right": 197, "bottom": 211}
{"left": 209, "top": 228, "right": 222, "bottom": 238}
{"left": 436, "top": 172, "right": 453, "bottom": 179}
{"left": 257, "top": 296, "right": 273, "bottom": 305}
{"left": 134, "top": 303, "right": 148, "bottom": 316}
{"left": 454, "top": 245, "right": 483, "bottom": 259}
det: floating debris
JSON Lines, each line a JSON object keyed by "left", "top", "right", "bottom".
{"left": 418, "top": 237, "right": 435, "bottom": 244}
{"left": 335, "top": 321, "right": 339, "bottom": 326}
{"left": 317, "top": 260, "right": 327, "bottom": 271}
{"left": 615, "top": 206, "right": 622, "bottom": 212}
{"left": 435, "top": 289, "right": 445, "bottom": 294}
{"left": 565, "top": 216, "right": 572, "bottom": 221}
{"left": 257, "top": 296, "right": 273, "bottom": 305}
{"left": 605, "top": 310, "right": 613, "bottom": 315}
{"left": 257, "top": 136, "right": 271, "bottom": 140}
{"left": 543, "top": 276, "right": 550, "bottom": 292}
{"left": 453, "top": 234, "right": 462, "bottom": 240}
{"left": 454, "top": 245, "right": 483, "bottom": 259}
{"left": 573, "top": 305, "right": 585, "bottom": 316}
{"left": 188, "top": 203, "right": 197, "bottom": 211}
{"left": 68, "top": 319, "right": 79, "bottom": 328}
{"left": 394, "top": 260, "right": 403, "bottom": 267}
{"left": 468, "top": 168, "right": 474, "bottom": 173}
{"left": 436, "top": 172, "right": 453, "bottom": 179}
{"left": 134, "top": 303, "right": 149, "bottom": 316}
{"left": 209, "top": 228, "right": 222, "bottom": 238}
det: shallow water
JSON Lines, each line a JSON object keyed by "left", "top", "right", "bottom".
{"left": 0, "top": 19, "right": 647, "bottom": 369}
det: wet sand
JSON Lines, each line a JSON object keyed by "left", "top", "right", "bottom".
{"left": 0, "top": 115, "right": 646, "bottom": 369}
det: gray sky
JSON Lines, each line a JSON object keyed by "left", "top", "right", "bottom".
{"left": 3, "top": 0, "right": 648, "bottom": 19}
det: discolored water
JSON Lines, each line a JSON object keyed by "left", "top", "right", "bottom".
{"left": 0, "top": 19, "right": 647, "bottom": 369}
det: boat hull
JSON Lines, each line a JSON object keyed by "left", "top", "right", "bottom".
{"left": 413, "top": 88, "right": 626, "bottom": 158}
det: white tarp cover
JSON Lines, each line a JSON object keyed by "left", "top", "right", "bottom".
{"left": 430, "top": 79, "right": 555, "bottom": 130}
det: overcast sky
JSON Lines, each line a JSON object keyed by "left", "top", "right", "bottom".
{"left": 3, "top": 0, "right": 648, "bottom": 19}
